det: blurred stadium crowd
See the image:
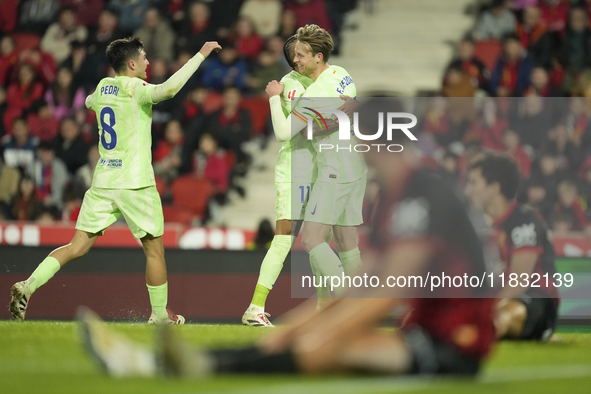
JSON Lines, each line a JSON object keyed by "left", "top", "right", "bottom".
{"left": 0, "top": 0, "right": 358, "bottom": 226}
{"left": 422, "top": 0, "right": 591, "bottom": 237}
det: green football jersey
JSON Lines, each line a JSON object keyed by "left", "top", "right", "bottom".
{"left": 274, "top": 70, "right": 315, "bottom": 183}
{"left": 293, "top": 65, "right": 367, "bottom": 184}
{"left": 85, "top": 76, "right": 157, "bottom": 189}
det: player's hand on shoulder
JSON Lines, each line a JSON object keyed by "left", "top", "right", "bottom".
{"left": 199, "top": 42, "right": 222, "bottom": 58}
{"left": 266, "top": 80, "right": 284, "bottom": 97}
{"left": 337, "top": 94, "right": 359, "bottom": 118}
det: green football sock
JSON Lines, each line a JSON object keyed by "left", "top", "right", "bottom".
{"left": 339, "top": 247, "right": 362, "bottom": 276}
{"left": 251, "top": 284, "right": 270, "bottom": 308}
{"left": 147, "top": 282, "right": 168, "bottom": 320}
{"left": 310, "top": 253, "right": 331, "bottom": 300}
{"left": 309, "top": 243, "right": 345, "bottom": 296}
{"left": 253, "top": 235, "right": 292, "bottom": 308}
{"left": 28, "top": 256, "right": 61, "bottom": 294}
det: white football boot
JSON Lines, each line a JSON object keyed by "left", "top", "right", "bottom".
{"left": 241, "top": 311, "right": 274, "bottom": 327}
{"left": 147, "top": 309, "right": 186, "bottom": 325}
{"left": 9, "top": 281, "right": 31, "bottom": 321}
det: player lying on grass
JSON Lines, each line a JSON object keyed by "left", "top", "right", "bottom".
{"left": 9, "top": 37, "right": 221, "bottom": 325}
{"left": 465, "top": 152, "right": 559, "bottom": 341}
{"left": 242, "top": 34, "right": 357, "bottom": 327}
{"left": 80, "top": 99, "right": 496, "bottom": 376}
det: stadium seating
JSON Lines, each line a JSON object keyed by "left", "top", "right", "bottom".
{"left": 11, "top": 33, "right": 41, "bottom": 50}
{"left": 241, "top": 96, "right": 271, "bottom": 137}
{"left": 162, "top": 205, "right": 194, "bottom": 225}
{"left": 474, "top": 39, "right": 502, "bottom": 72}
{"left": 171, "top": 176, "right": 214, "bottom": 220}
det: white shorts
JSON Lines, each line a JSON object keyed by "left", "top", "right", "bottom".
{"left": 275, "top": 182, "right": 312, "bottom": 221}
{"left": 304, "top": 175, "right": 366, "bottom": 226}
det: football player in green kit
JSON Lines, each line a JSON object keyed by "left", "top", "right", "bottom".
{"left": 9, "top": 37, "right": 221, "bottom": 325}
{"left": 266, "top": 25, "right": 366, "bottom": 306}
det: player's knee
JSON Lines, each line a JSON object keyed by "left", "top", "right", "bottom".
{"left": 301, "top": 234, "right": 319, "bottom": 253}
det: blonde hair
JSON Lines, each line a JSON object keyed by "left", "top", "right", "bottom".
{"left": 295, "top": 24, "right": 334, "bottom": 63}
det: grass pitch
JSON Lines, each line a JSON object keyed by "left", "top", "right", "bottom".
{"left": 1, "top": 321, "right": 590, "bottom": 394}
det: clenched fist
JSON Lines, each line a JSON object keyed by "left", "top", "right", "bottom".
{"left": 266, "top": 80, "right": 284, "bottom": 97}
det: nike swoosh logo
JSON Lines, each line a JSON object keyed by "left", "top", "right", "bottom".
{"left": 311, "top": 204, "right": 317, "bottom": 215}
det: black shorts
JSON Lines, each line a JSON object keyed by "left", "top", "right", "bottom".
{"left": 515, "top": 289, "right": 558, "bottom": 341}
{"left": 401, "top": 325, "right": 480, "bottom": 375}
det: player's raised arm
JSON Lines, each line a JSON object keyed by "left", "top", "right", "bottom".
{"left": 150, "top": 41, "right": 222, "bottom": 103}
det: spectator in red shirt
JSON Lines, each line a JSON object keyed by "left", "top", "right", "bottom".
{"left": 233, "top": 16, "right": 265, "bottom": 62}
{"left": 503, "top": 128, "right": 531, "bottom": 179}
{"left": 154, "top": 120, "right": 184, "bottom": 183}
{"left": 539, "top": 0, "right": 569, "bottom": 34}
{"left": 13, "top": 48, "right": 57, "bottom": 87}
{"left": 4, "top": 63, "right": 44, "bottom": 134}
{"left": 193, "top": 132, "right": 229, "bottom": 194}
{"left": 27, "top": 103, "right": 60, "bottom": 142}
{"left": 0, "top": 0, "right": 18, "bottom": 33}
{"left": 285, "top": 0, "right": 332, "bottom": 32}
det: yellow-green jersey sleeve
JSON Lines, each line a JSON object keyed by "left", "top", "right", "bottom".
{"left": 124, "top": 77, "right": 157, "bottom": 106}
{"left": 274, "top": 71, "right": 316, "bottom": 183}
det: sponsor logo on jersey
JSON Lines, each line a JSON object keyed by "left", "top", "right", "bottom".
{"left": 511, "top": 223, "right": 537, "bottom": 248}
{"left": 99, "top": 158, "right": 123, "bottom": 169}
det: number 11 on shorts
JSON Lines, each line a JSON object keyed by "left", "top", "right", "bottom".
{"left": 299, "top": 185, "right": 310, "bottom": 204}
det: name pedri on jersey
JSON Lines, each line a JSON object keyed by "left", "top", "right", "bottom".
{"left": 85, "top": 76, "right": 157, "bottom": 189}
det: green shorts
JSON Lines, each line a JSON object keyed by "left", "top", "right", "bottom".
{"left": 76, "top": 185, "right": 164, "bottom": 239}
{"left": 304, "top": 175, "right": 366, "bottom": 226}
{"left": 276, "top": 182, "right": 312, "bottom": 221}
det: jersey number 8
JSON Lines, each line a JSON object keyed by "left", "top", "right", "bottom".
{"left": 100, "top": 107, "right": 117, "bottom": 150}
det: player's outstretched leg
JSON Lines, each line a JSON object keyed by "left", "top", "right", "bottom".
{"left": 78, "top": 306, "right": 157, "bottom": 377}
{"left": 141, "top": 235, "right": 185, "bottom": 325}
{"left": 243, "top": 220, "right": 296, "bottom": 327}
{"left": 9, "top": 230, "right": 98, "bottom": 320}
